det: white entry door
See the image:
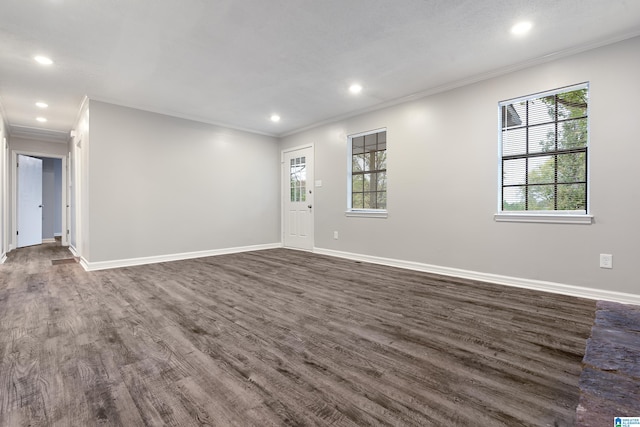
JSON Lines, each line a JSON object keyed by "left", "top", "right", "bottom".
{"left": 17, "top": 155, "right": 43, "bottom": 248}
{"left": 283, "top": 146, "right": 314, "bottom": 250}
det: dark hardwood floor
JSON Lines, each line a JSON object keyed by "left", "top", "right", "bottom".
{"left": 0, "top": 243, "right": 598, "bottom": 426}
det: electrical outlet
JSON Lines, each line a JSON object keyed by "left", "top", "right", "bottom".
{"left": 333, "top": 231, "right": 339, "bottom": 240}
{"left": 599, "top": 254, "right": 613, "bottom": 269}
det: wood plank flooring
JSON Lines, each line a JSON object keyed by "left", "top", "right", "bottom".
{"left": 0, "top": 243, "right": 597, "bottom": 426}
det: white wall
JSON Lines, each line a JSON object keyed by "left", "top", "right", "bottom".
{"left": 85, "top": 100, "right": 280, "bottom": 263}
{"left": 280, "top": 36, "right": 640, "bottom": 297}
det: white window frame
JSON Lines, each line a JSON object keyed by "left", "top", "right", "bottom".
{"left": 495, "top": 83, "right": 593, "bottom": 225}
{"left": 346, "top": 128, "right": 388, "bottom": 218}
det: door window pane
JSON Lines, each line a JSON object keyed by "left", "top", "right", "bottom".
{"left": 290, "top": 156, "right": 306, "bottom": 202}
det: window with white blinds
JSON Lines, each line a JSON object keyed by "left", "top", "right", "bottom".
{"left": 499, "top": 83, "right": 589, "bottom": 214}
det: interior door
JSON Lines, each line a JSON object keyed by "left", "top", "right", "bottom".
{"left": 283, "top": 146, "right": 314, "bottom": 250}
{"left": 17, "top": 154, "right": 43, "bottom": 248}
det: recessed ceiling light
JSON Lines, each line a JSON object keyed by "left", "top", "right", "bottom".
{"left": 270, "top": 114, "right": 281, "bottom": 122}
{"left": 36, "top": 102, "right": 48, "bottom": 108}
{"left": 36, "top": 117, "right": 47, "bottom": 123}
{"left": 34, "top": 55, "right": 53, "bottom": 65}
{"left": 511, "top": 21, "right": 533, "bottom": 35}
{"left": 349, "top": 83, "right": 363, "bottom": 94}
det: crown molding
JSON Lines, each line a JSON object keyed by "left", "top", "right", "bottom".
{"left": 280, "top": 31, "right": 640, "bottom": 138}
{"left": 87, "top": 96, "right": 278, "bottom": 138}
{"left": 10, "top": 125, "right": 69, "bottom": 144}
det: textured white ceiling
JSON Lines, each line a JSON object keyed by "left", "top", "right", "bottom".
{"left": 1, "top": 0, "right": 640, "bottom": 139}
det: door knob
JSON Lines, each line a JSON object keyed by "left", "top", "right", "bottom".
{"left": 308, "top": 205, "right": 312, "bottom": 209}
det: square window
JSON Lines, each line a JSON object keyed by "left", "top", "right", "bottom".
{"left": 499, "top": 84, "right": 589, "bottom": 214}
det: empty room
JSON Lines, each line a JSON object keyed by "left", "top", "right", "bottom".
{"left": 1, "top": 1, "right": 639, "bottom": 426}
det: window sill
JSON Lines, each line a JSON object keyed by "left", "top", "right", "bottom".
{"left": 494, "top": 212, "right": 593, "bottom": 225}
{"left": 345, "top": 210, "right": 388, "bottom": 218}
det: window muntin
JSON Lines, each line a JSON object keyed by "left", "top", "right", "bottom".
{"left": 499, "top": 84, "right": 589, "bottom": 214}
{"left": 349, "top": 129, "right": 387, "bottom": 211}
{"left": 290, "top": 156, "right": 306, "bottom": 202}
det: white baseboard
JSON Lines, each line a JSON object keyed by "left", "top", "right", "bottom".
{"left": 81, "top": 243, "right": 282, "bottom": 272}
{"left": 313, "top": 247, "right": 640, "bottom": 306}
{"left": 0, "top": 253, "right": 6, "bottom": 264}
{"left": 42, "top": 238, "right": 56, "bottom": 243}
{"left": 68, "top": 245, "right": 79, "bottom": 257}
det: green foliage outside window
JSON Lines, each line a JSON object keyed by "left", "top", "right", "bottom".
{"left": 351, "top": 130, "right": 387, "bottom": 210}
{"left": 501, "top": 86, "right": 588, "bottom": 212}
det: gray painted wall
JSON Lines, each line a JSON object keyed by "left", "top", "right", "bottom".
{"left": 41, "top": 158, "right": 55, "bottom": 239}
{"left": 69, "top": 99, "right": 89, "bottom": 253}
{"left": 86, "top": 101, "right": 280, "bottom": 262}
{"left": 39, "top": 157, "right": 62, "bottom": 239}
{"left": 9, "top": 137, "right": 68, "bottom": 157}
{"left": 54, "top": 158, "right": 62, "bottom": 236}
{"left": 0, "top": 116, "right": 6, "bottom": 257}
{"left": 280, "top": 36, "right": 640, "bottom": 296}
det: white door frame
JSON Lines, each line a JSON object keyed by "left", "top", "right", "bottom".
{"left": 68, "top": 136, "right": 82, "bottom": 258}
{"left": 281, "top": 143, "right": 314, "bottom": 250}
{"left": 2, "top": 137, "right": 8, "bottom": 259}
{"left": 11, "top": 150, "right": 68, "bottom": 250}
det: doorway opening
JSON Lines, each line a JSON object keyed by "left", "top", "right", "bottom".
{"left": 12, "top": 151, "right": 68, "bottom": 249}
